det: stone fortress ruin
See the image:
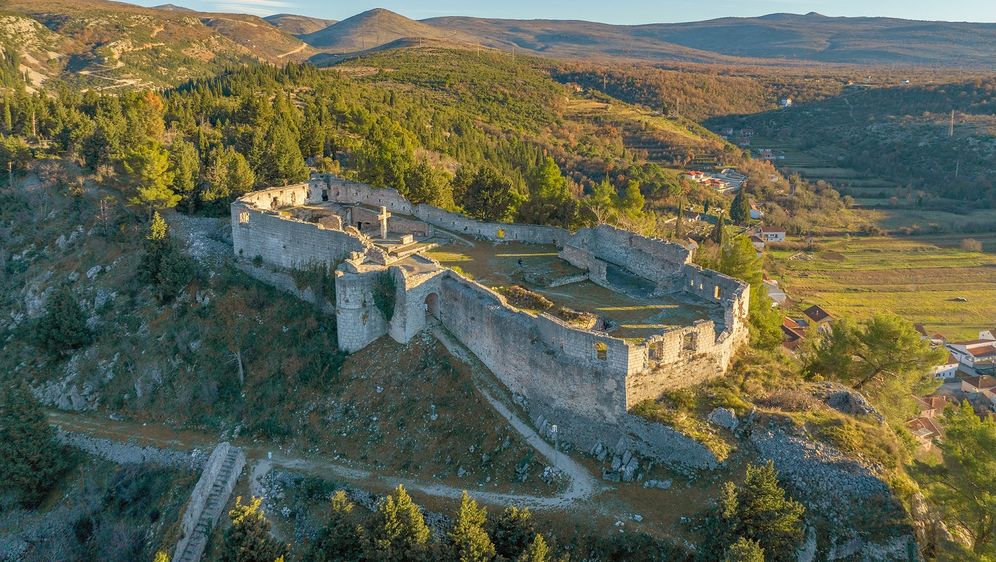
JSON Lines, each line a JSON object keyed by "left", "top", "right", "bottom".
{"left": 231, "top": 174, "right": 750, "bottom": 469}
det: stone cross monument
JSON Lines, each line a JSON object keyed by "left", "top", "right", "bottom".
{"left": 378, "top": 206, "right": 391, "bottom": 240}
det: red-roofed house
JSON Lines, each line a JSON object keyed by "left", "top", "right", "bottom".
{"left": 961, "top": 376, "right": 996, "bottom": 410}
{"left": 947, "top": 340, "right": 996, "bottom": 374}
{"left": 906, "top": 416, "right": 943, "bottom": 449}
{"left": 757, "top": 226, "right": 786, "bottom": 243}
{"left": 913, "top": 395, "right": 948, "bottom": 418}
{"left": 781, "top": 318, "right": 805, "bottom": 352}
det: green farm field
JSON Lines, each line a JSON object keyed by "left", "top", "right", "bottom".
{"left": 768, "top": 236, "right": 996, "bottom": 341}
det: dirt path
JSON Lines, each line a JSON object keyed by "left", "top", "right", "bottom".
{"left": 277, "top": 43, "right": 307, "bottom": 59}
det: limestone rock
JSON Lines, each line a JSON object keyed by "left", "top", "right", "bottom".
{"left": 86, "top": 265, "right": 102, "bottom": 280}
{"left": 707, "top": 407, "right": 738, "bottom": 430}
{"left": 643, "top": 479, "right": 672, "bottom": 490}
{"left": 815, "top": 382, "right": 884, "bottom": 423}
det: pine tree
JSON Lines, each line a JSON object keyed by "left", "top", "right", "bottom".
{"left": 724, "top": 462, "right": 804, "bottom": 561}
{"left": 170, "top": 139, "right": 200, "bottom": 211}
{"left": 587, "top": 178, "right": 618, "bottom": 222}
{"left": 307, "top": 490, "right": 363, "bottom": 562}
{"left": 1, "top": 98, "right": 11, "bottom": 134}
{"left": 620, "top": 180, "right": 646, "bottom": 220}
{"left": 490, "top": 506, "right": 536, "bottom": 559}
{"left": 366, "top": 485, "right": 431, "bottom": 562}
{"left": 730, "top": 188, "right": 750, "bottom": 226}
{"left": 264, "top": 122, "right": 309, "bottom": 186}
{"left": 221, "top": 496, "right": 288, "bottom": 562}
{"left": 516, "top": 534, "right": 551, "bottom": 562}
{"left": 139, "top": 212, "right": 193, "bottom": 303}
{"left": 462, "top": 166, "right": 525, "bottom": 223}
{"left": 36, "top": 284, "right": 91, "bottom": 354}
{"left": 449, "top": 492, "right": 496, "bottom": 562}
{"left": 723, "top": 537, "right": 765, "bottom": 562}
{"left": 126, "top": 141, "right": 179, "bottom": 212}
{"left": 0, "top": 386, "right": 71, "bottom": 507}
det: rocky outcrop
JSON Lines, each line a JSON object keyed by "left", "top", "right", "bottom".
{"left": 813, "top": 382, "right": 884, "bottom": 423}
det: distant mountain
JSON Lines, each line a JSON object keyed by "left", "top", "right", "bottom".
{"left": 424, "top": 12, "right": 996, "bottom": 66}
{"left": 264, "top": 13, "right": 336, "bottom": 36}
{"left": 299, "top": 8, "right": 478, "bottom": 52}
{"left": 152, "top": 3, "right": 194, "bottom": 11}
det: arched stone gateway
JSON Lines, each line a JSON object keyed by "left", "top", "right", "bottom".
{"left": 425, "top": 292, "right": 440, "bottom": 320}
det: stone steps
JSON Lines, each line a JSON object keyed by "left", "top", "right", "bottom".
{"left": 173, "top": 443, "right": 246, "bottom": 562}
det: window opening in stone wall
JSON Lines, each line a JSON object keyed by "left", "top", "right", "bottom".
{"left": 650, "top": 340, "right": 664, "bottom": 360}
{"left": 322, "top": 189, "right": 329, "bottom": 201}
{"left": 682, "top": 332, "right": 698, "bottom": 352}
{"left": 714, "top": 286, "right": 721, "bottom": 299}
{"left": 290, "top": 192, "right": 296, "bottom": 205}
{"left": 239, "top": 211, "right": 249, "bottom": 224}
{"left": 595, "top": 341, "right": 608, "bottom": 361}
{"left": 271, "top": 197, "right": 279, "bottom": 209}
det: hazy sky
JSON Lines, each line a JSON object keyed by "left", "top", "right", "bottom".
{"left": 135, "top": 0, "right": 996, "bottom": 23}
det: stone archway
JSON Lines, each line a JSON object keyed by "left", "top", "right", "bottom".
{"left": 424, "top": 293, "right": 440, "bottom": 320}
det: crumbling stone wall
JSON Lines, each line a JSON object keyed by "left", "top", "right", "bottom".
{"left": 231, "top": 186, "right": 366, "bottom": 269}
{"left": 562, "top": 225, "right": 692, "bottom": 288}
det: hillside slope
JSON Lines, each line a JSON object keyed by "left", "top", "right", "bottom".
{"left": 425, "top": 12, "right": 996, "bottom": 67}
{"left": 0, "top": 0, "right": 311, "bottom": 88}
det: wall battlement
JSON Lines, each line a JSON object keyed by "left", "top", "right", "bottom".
{"left": 231, "top": 175, "right": 750, "bottom": 469}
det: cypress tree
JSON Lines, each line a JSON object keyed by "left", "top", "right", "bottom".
{"left": 730, "top": 188, "right": 750, "bottom": 226}
{"left": 711, "top": 210, "right": 726, "bottom": 245}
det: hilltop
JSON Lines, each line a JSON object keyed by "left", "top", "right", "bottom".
{"left": 299, "top": 8, "right": 479, "bottom": 51}
{"left": 263, "top": 13, "right": 337, "bottom": 36}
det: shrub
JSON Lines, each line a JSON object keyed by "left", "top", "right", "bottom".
{"left": 960, "top": 238, "right": 983, "bottom": 252}
{"left": 36, "top": 284, "right": 91, "bottom": 354}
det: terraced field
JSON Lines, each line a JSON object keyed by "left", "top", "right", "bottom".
{"left": 769, "top": 236, "right": 996, "bottom": 340}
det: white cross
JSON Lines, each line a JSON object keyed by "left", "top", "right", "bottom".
{"left": 377, "top": 206, "right": 391, "bottom": 239}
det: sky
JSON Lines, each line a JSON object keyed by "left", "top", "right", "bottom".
{"left": 135, "top": 0, "right": 996, "bottom": 23}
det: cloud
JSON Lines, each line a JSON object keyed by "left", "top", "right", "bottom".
{"left": 209, "top": 0, "right": 296, "bottom": 15}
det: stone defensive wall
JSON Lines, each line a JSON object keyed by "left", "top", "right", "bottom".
{"left": 232, "top": 175, "right": 750, "bottom": 470}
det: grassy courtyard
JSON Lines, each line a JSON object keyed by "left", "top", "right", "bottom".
{"left": 426, "top": 241, "right": 721, "bottom": 342}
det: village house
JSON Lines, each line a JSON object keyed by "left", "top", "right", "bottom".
{"left": 905, "top": 416, "right": 942, "bottom": 449}
{"left": 781, "top": 317, "right": 806, "bottom": 352}
{"left": 931, "top": 353, "right": 961, "bottom": 379}
{"left": 913, "top": 395, "right": 948, "bottom": 418}
{"left": 763, "top": 279, "right": 787, "bottom": 307}
{"left": 914, "top": 324, "right": 947, "bottom": 346}
{"left": 749, "top": 201, "right": 763, "bottom": 220}
{"left": 947, "top": 339, "right": 996, "bottom": 375}
{"left": 750, "top": 235, "right": 766, "bottom": 253}
{"left": 960, "top": 376, "right": 996, "bottom": 411}
{"left": 802, "top": 304, "right": 833, "bottom": 328}
{"left": 755, "top": 226, "right": 786, "bottom": 243}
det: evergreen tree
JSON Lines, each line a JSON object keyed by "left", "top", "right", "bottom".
{"left": 263, "top": 121, "right": 309, "bottom": 186}
{"left": 449, "top": 492, "right": 496, "bottom": 562}
{"left": 517, "top": 156, "right": 576, "bottom": 227}
{"left": 730, "top": 188, "right": 750, "bottom": 226}
{"left": 405, "top": 160, "right": 453, "bottom": 207}
{"left": 674, "top": 198, "right": 685, "bottom": 239}
{"left": 586, "top": 178, "right": 618, "bottom": 222}
{"left": 0, "top": 386, "right": 71, "bottom": 507}
{"left": 170, "top": 139, "right": 200, "bottom": 210}
{"left": 1, "top": 98, "right": 11, "bottom": 134}
{"left": 931, "top": 401, "right": 996, "bottom": 554}
{"left": 516, "top": 535, "right": 551, "bottom": 562}
{"left": 139, "top": 212, "right": 194, "bottom": 303}
{"left": 711, "top": 211, "right": 726, "bottom": 245}
{"left": 619, "top": 180, "right": 646, "bottom": 220}
{"left": 307, "top": 490, "right": 363, "bottom": 562}
{"left": 723, "top": 537, "right": 765, "bottom": 562}
{"left": 489, "top": 506, "right": 536, "bottom": 559}
{"left": 461, "top": 166, "right": 525, "bottom": 223}
{"left": 366, "top": 485, "right": 431, "bottom": 562}
{"left": 204, "top": 147, "right": 257, "bottom": 204}
{"left": 803, "top": 313, "right": 945, "bottom": 392}
{"left": 36, "top": 284, "right": 91, "bottom": 354}
{"left": 703, "top": 462, "right": 804, "bottom": 562}
{"left": 125, "top": 141, "right": 179, "bottom": 212}
{"left": 221, "top": 496, "right": 288, "bottom": 562}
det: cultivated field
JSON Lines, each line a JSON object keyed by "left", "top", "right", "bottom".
{"left": 768, "top": 236, "right": 996, "bottom": 341}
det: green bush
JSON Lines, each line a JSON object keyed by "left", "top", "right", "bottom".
{"left": 36, "top": 284, "right": 92, "bottom": 354}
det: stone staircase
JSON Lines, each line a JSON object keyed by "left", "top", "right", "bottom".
{"left": 173, "top": 442, "right": 246, "bottom": 562}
